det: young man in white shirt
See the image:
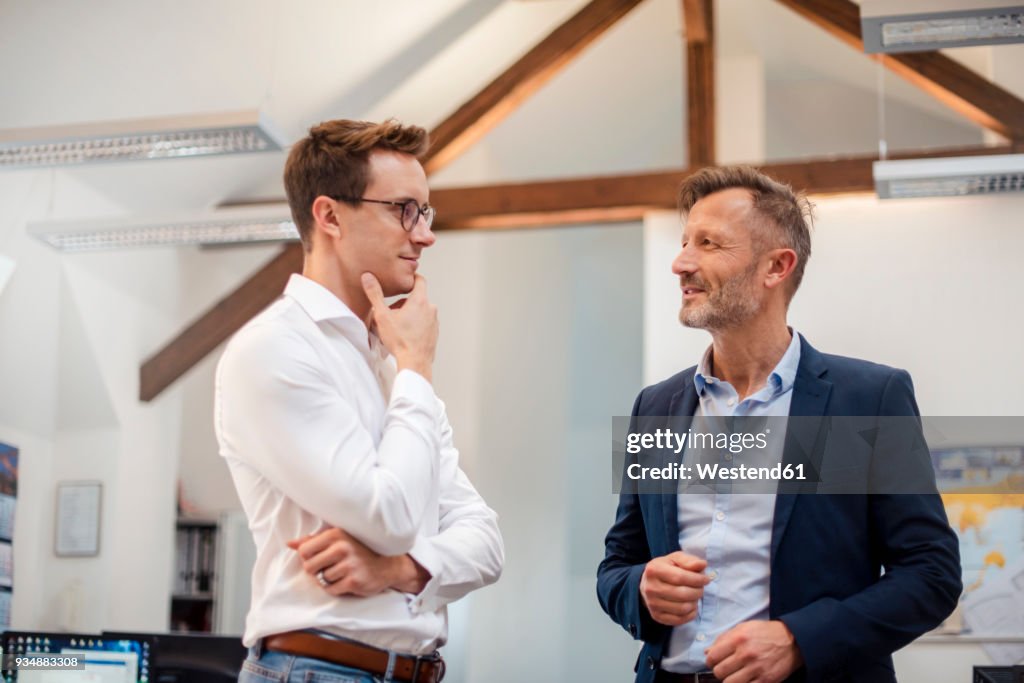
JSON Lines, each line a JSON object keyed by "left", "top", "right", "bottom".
{"left": 215, "top": 119, "right": 504, "bottom": 683}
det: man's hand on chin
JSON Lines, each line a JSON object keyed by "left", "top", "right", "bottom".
{"left": 704, "top": 620, "right": 802, "bottom": 683}
{"left": 287, "top": 527, "right": 430, "bottom": 597}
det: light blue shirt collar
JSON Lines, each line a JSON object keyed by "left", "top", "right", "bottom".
{"left": 693, "top": 328, "right": 801, "bottom": 400}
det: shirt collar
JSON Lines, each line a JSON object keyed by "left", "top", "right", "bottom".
{"left": 284, "top": 274, "right": 362, "bottom": 323}
{"left": 770, "top": 329, "right": 801, "bottom": 395}
{"left": 283, "top": 274, "right": 380, "bottom": 355}
{"left": 694, "top": 347, "right": 715, "bottom": 395}
{"left": 693, "top": 328, "right": 802, "bottom": 397}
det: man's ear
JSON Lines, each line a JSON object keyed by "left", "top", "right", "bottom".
{"left": 763, "top": 248, "right": 798, "bottom": 291}
{"left": 311, "top": 195, "right": 343, "bottom": 242}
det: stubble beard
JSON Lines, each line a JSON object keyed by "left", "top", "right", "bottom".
{"left": 678, "top": 262, "right": 761, "bottom": 332}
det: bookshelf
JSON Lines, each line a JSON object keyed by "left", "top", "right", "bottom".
{"left": 171, "top": 518, "right": 218, "bottom": 632}
{"left": 170, "top": 512, "right": 255, "bottom": 634}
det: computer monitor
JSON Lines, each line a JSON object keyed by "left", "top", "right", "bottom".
{"left": 101, "top": 632, "right": 245, "bottom": 683}
{"left": 1, "top": 631, "right": 153, "bottom": 683}
{"left": 974, "top": 665, "right": 1024, "bottom": 683}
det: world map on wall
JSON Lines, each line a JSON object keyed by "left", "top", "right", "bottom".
{"left": 932, "top": 446, "right": 1024, "bottom": 665}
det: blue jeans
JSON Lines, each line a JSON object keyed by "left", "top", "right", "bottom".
{"left": 239, "top": 645, "right": 382, "bottom": 683}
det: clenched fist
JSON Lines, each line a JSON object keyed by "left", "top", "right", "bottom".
{"left": 639, "top": 551, "right": 710, "bottom": 626}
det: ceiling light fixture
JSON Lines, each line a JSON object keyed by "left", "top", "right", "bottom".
{"left": 0, "top": 110, "right": 286, "bottom": 170}
{"left": 861, "top": 1, "right": 1024, "bottom": 53}
{"left": 27, "top": 204, "right": 298, "bottom": 252}
{"left": 874, "top": 153, "right": 1024, "bottom": 198}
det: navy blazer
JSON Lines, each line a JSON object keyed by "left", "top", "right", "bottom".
{"left": 597, "top": 335, "right": 962, "bottom": 683}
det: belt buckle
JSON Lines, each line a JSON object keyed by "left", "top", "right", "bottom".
{"left": 411, "top": 652, "right": 444, "bottom": 683}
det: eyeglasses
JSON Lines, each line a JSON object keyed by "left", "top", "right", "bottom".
{"left": 333, "top": 195, "right": 435, "bottom": 232}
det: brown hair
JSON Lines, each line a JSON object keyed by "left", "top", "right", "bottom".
{"left": 283, "top": 119, "right": 429, "bottom": 249}
{"left": 677, "top": 165, "right": 814, "bottom": 297}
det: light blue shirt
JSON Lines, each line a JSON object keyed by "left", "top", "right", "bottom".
{"left": 661, "top": 330, "right": 802, "bottom": 673}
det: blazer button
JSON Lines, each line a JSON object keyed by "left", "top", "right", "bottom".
{"left": 647, "top": 656, "right": 655, "bottom": 670}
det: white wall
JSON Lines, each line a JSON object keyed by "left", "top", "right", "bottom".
{"left": 0, "top": 169, "right": 190, "bottom": 633}
{"left": 0, "top": 173, "right": 286, "bottom": 635}
{"left": 766, "top": 80, "right": 983, "bottom": 160}
{"left": 175, "top": 244, "right": 279, "bottom": 516}
{"left": 644, "top": 190, "right": 1024, "bottom": 680}
{"left": 430, "top": 0, "right": 685, "bottom": 186}
{"left": 0, "top": 171, "right": 61, "bottom": 629}
{"left": 460, "top": 223, "right": 644, "bottom": 683}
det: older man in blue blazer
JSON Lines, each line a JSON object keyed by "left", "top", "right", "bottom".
{"left": 597, "top": 166, "right": 961, "bottom": 683}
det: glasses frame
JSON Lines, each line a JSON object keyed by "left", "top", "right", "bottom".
{"left": 332, "top": 195, "right": 435, "bottom": 232}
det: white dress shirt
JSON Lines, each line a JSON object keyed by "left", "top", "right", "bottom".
{"left": 662, "top": 330, "right": 801, "bottom": 672}
{"left": 215, "top": 274, "right": 503, "bottom": 654}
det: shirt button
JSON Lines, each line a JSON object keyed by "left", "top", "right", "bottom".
{"left": 696, "top": 633, "right": 706, "bottom": 642}
{"left": 706, "top": 378, "right": 715, "bottom": 385}
{"left": 727, "top": 398, "right": 736, "bottom": 407}
{"left": 724, "top": 454, "right": 732, "bottom": 461}
{"left": 715, "top": 511, "right": 725, "bottom": 521}
{"left": 708, "top": 570, "right": 719, "bottom": 580}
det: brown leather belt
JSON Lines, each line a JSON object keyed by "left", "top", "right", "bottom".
{"left": 264, "top": 631, "right": 445, "bottom": 683}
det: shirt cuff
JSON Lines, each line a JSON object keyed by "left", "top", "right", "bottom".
{"left": 391, "top": 369, "right": 441, "bottom": 418}
{"left": 405, "top": 535, "right": 444, "bottom": 615}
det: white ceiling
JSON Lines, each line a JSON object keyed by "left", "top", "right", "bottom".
{"left": 0, "top": 0, "right": 1018, "bottom": 213}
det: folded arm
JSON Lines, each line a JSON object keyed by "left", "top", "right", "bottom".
{"left": 287, "top": 399, "right": 504, "bottom": 607}
{"left": 406, "top": 401, "right": 504, "bottom": 613}
{"left": 217, "top": 325, "right": 441, "bottom": 556}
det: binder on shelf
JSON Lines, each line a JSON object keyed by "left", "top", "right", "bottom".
{"left": 198, "top": 528, "right": 211, "bottom": 593}
{"left": 173, "top": 527, "right": 183, "bottom": 594}
{"left": 171, "top": 514, "right": 252, "bottom": 633}
{"left": 188, "top": 525, "right": 201, "bottom": 594}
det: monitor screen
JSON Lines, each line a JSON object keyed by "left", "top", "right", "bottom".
{"left": 1, "top": 632, "right": 152, "bottom": 683}
{"left": 974, "top": 665, "right": 1024, "bottom": 683}
{"left": 101, "top": 632, "right": 244, "bottom": 683}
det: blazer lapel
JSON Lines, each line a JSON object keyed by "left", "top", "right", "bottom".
{"left": 664, "top": 378, "right": 699, "bottom": 552}
{"left": 772, "top": 336, "right": 833, "bottom": 564}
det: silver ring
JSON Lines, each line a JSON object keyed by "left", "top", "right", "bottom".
{"left": 316, "top": 570, "right": 329, "bottom": 587}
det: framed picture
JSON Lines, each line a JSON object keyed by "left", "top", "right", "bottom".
{"left": 54, "top": 481, "right": 102, "bottom": 557}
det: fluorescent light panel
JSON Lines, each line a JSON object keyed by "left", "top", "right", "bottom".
{"left": 861, "top": 1, "right": 1024, "bottom": 53}
{"left": 28, "top": 205, "right": 297, "bottom": 252}
{"left": 882, "top": 12, "right": 1024, "bottom": 47}
{"left": 0, "top": 110, "right": 285, "bottom": 169}
{"left": 874, "top": 153, "right": 1024, "bottom": 198}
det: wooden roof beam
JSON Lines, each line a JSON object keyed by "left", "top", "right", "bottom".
{"left": 774, "top": 0, "right": 1024, "bottom": 141}
{"left": 140, "top": 141, "right": 1018, "bottom": 401}
{"left": 139, "top": 243, "right": 304, "bottom": 401}
{"left": 430, "top": 143, "right": 1020, "bottom": 229}
{"left": 139, "top": 0, "right": 650, "bottom": 401}
{"left": 421, "top": 0, "right": 646, "bottom": 174}
{"left": 683, "top": 0, "right": 716, "bottom": 166}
